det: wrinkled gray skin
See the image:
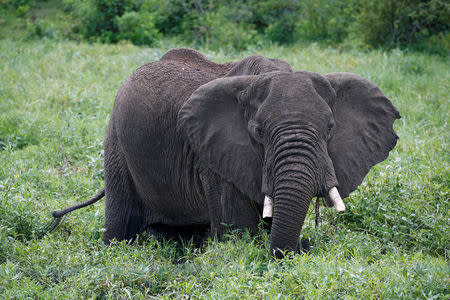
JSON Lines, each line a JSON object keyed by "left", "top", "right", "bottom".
{"left": 103, "top": 48, "right": 400, "bottom": 258}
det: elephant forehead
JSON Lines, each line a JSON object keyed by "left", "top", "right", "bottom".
{"left": 257, "top": 81, "right": 332, "bottom": 121}
{"left": 264, "top": 73, "right": 326, "bottom": 101}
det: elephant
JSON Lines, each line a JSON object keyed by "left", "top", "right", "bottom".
{"left": 50, "top": 48, "right": 400, "bottom": 259}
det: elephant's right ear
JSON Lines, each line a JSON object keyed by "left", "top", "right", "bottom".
{"left": 177, "top": 76, "right": 264, "bottom": 203}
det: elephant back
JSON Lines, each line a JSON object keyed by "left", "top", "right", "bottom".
{"left": 160, "top": 47, "right": 236, "bottom": 77}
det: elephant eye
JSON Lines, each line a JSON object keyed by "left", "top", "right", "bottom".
{"left": 328, "top": 121, "right": 335, "bottom": 133}
{"left": 249, "top": 121, "right": 264, "bottom": 141}
{"left": 254, "top": 126, "right": 264, "bottom": 140}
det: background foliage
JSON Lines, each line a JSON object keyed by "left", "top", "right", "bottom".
{"left": 1, "top": 0, "right": 449, "bottom": 53}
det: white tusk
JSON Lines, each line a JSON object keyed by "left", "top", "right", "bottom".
{"left": 263, "top": 195, "right": 273, "bottom": 218}
{"left": 329, "top": 187, "right": 345, "bottom": 213}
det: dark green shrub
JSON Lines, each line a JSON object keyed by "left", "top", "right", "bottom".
{"left": 0, "top": 0, "right": 34, "bottom": 16}
{"left": 0, "top": 0, "right": 35, "bottom": 10}
{"left": 420, "top": 32, "right": 450, "bottom": 55}
{"left": 139, "top": 0, "right": 187, "bottom": 36}
{"left": 14, "top": 5, "right": 30, "bottom": 17}
{"left": 53, "top": 0, "right": 450, "bottom": 53}
{"left": 63, "top": 0, "right": 165, "bottom": 44}
{"left": 195, "top": 7, "right": 259, "bottom": 51}
{"left": 83, "top": 0, "right": 134, "bottom": 42}
{"left": 140, "top": 0, "right": 260, "bottom": 50}
{"left": 115, "top": 11, "right": 159, "bottom": 45}
{"left": 295, "top": 0, "right": 359, "bottom": 43}
{"left": 352, "top": 0, "right": 449, "bottom": 49}
{"left": 25, "top": 19, "right": 58, "bottom": 39}
{"left": 250, "top": 0, "right": 300, "bottom": 44}
{"left": 177, "top": 0, "right": 259, "bottom": 50}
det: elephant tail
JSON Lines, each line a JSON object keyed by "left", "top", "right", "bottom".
{"left": 51, "top": 189, "right": 105, "bottom": 218}
{"left": 37, "top": 189, "right": 105, "bottom": 238}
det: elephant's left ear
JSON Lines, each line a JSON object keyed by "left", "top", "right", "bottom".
{"left": 325, "top": 73, "right": 401, "bottom": 198}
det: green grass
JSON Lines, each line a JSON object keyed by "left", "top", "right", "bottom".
{"left": 0, "top": 36, "right": 448, "bottom": 298}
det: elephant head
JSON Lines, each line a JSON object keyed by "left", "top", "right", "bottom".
{"left": 178, "top": 70, "right": 400, "bottom": 258}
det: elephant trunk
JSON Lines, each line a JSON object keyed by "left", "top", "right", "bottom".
{"left": 270, "top": 170, "right": 315, "bottom": 258}
{"left": 268, "top": 127, "right": 321, "bottom": 259}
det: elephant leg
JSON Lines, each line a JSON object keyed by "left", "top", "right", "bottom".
{"left": 200, "top": 170, "right": 226, "bottom": 238}
{"left": 103, "top": 130, "right": 146, "bottom": 243}
{"left": 220, "top": 181, "right": 260, "bottom": 235}
{"left": 200, "top": 171, "right": 260, "bottom": 238}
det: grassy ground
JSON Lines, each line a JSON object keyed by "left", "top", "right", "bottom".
{"left": 0, "top": 36, "right": 448, "bottom": 298}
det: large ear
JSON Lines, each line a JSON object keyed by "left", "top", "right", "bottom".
{"left": 325, "top": 73, "right": 401, "bottom": 198}
{"left": 177, "top": 75, "right": 264, "bottom": 203}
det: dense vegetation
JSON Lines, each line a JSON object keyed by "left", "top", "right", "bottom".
{"left": 0, "top": 1, "right": 448, "bottom": 298}
{"left": 1, "top": 0, "right": 449, "bottom": 53}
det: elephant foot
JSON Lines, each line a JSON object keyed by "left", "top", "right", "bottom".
{"left": 297, "top": 238, "right": 311, "bottom": 253}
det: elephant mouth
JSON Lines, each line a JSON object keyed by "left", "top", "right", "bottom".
{"left": 262, "top": 186, "right": 345, "bottom": 218}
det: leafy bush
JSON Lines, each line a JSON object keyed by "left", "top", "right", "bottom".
{"left": 115, "top": 11, "right": 159, "bottom": 45}
{"left": 421, "top": 32, "right": 450, "bottom": 55}
{"left": 139, "top": 0, "right": 189, "bottom": 36}
{"left": 352, "top": 0, "right": 449, "bottom": 49}
{"left": 0, "top": 0, "right": 35, "bottom": 10}
{"left": 0, "top": 0, "right": 33, "bottom": 17}
{"left": 14, "top": 5, "right": 30, "bottom": 17}
{"left": 188, "top": 1, "right": 260, "bottom": 50}
{"left": 295, "top": 0, "right": 359, "bottom": 43}
{"left": 83, "top": 0, "right": 133, "bottom": 43}
{"left": 198, "top": 12, "right": 258, "bottom": 51}
{"left": 250, "top": 0, "right": 300, "bottom": 44}
{"left": 18, "top": 0, "right": 449, "bottom": 52}
{"left": 25, "top": 19, "right": 58, "bottom": 39}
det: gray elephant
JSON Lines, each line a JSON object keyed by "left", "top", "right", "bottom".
{"left": 51, "top": 48, "right": 400, "bottom": 258}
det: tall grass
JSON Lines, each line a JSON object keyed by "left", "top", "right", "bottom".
{"left": 0, "top": 38, "right": 448, "bottom": 298}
